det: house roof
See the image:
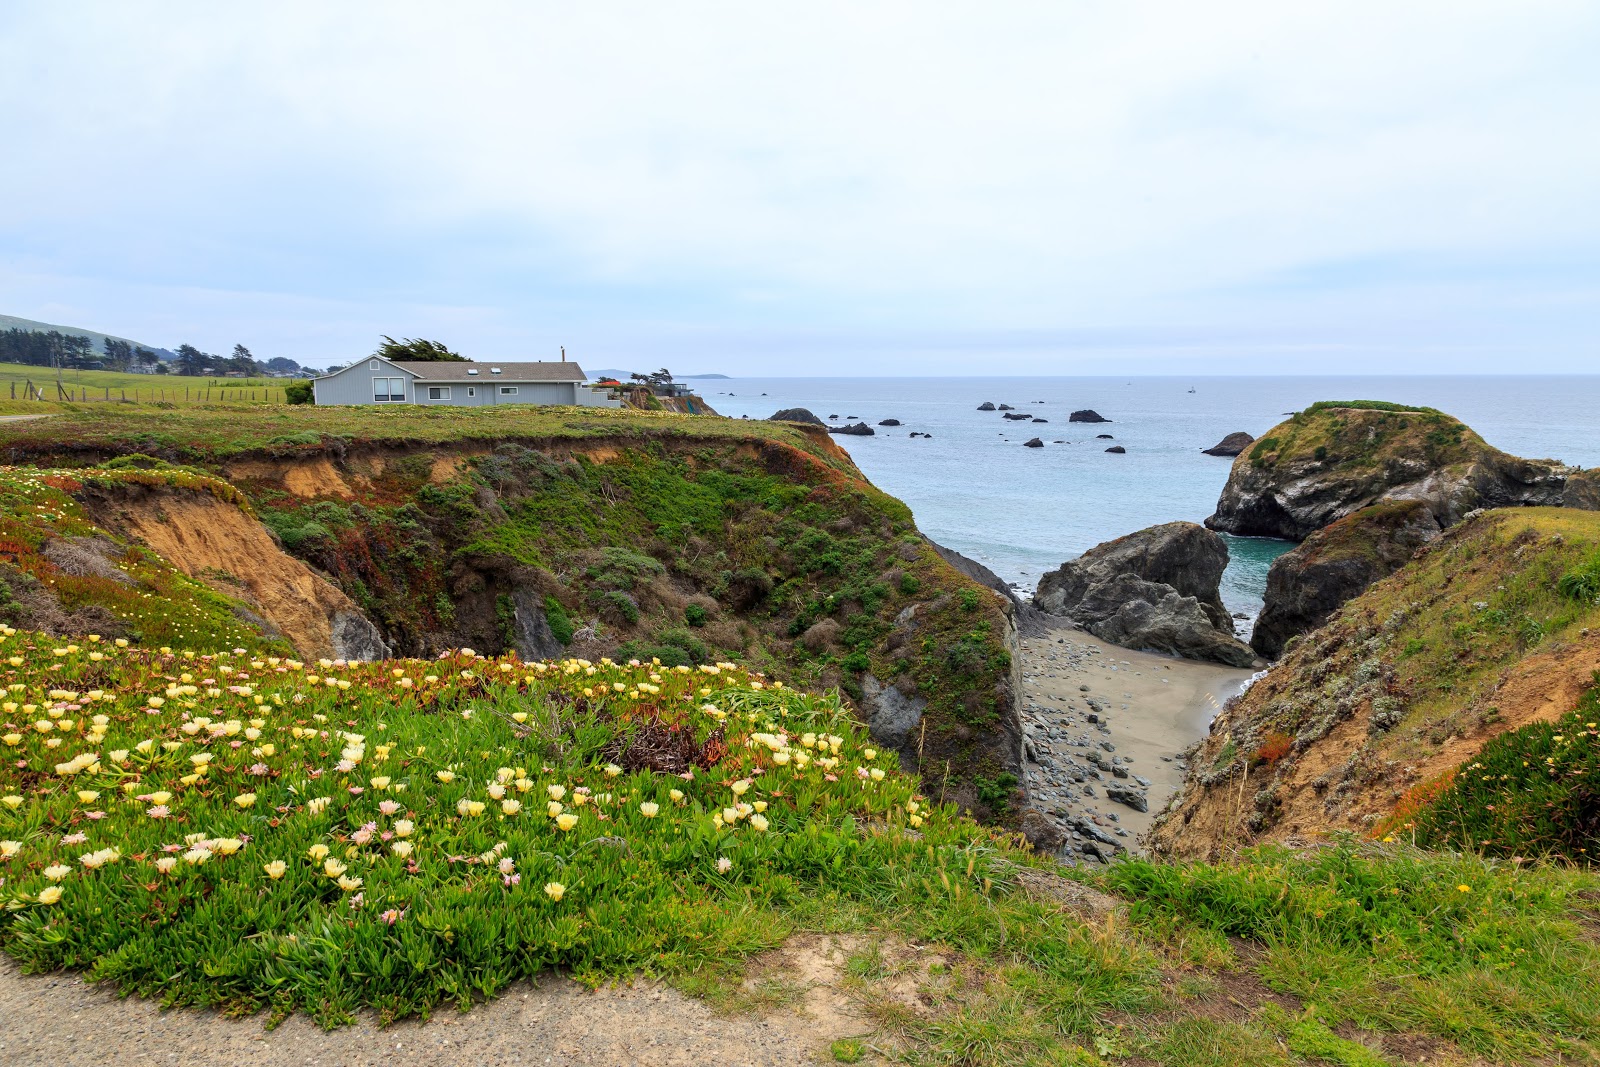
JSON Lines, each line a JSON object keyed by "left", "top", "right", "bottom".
{"left": 390, "top": 361, "right": 587, "bottom": 382}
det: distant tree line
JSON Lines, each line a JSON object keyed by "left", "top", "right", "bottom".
{"left": 0, "top": 328, "right": 310, "bottom": 377}
{"left": 0, "top": 328, "right": 160, "bottom": 372}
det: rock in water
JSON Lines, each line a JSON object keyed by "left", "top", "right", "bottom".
{"left": 878, "top": 418, "right": 902, "bottom": 426}
{"left": 1070, "top": 409, "right": 1110, "bottom": 423}
{"left": 768, "top": 407, "right": 827, "bottom": 426}
{"left": 1023, "top": 437, "right": 1044, "bottom": 448}
{"left": 1202, "top": 431, "right": 1255, "bottom": 457}
{"left": 827, "top": 422, "right": 876, "bottom": 436}
{"left": 998, "top": 403, "right": 1015, "bottom": 410}
{"left": 1206, "top": 403, "right": 1582, "bottom": 542}
{"left": 1104, "top": 446, "right": 1126, "bottom": 454}
{"left": 1096, "top": 434, "right": 1114, "bottom": 439}
{"left": 1251, "top": 500, "right": 1441, "bottom": 658}
{"left": 1003, "top": 412, "right": 1033, "bottom": 420}
{"left": 977, "top": 402, "right": 996, "bottom": 411}
{"left": 1033, "top": 522, "right": 1255, "bottom": 666}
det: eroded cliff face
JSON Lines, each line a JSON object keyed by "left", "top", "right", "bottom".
{"left": 1151, "top": 507, "right": 1600, "bottom": 860}
{"left": 1250, "top": 500, "right": 1443, "bottom": 659}
{"left": 1206, "top": 404, "right": 1588, "bottom": 542}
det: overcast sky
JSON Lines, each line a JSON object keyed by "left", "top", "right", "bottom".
{"left": 2, "top": 2, "right": 1596, "bottom": 375}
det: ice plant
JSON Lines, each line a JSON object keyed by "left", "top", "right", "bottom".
{"left": 264, "top": 860, "right": 287, "bottom": 879}
{"left": 543, "top": 881, "right": 565, "bottom": 901}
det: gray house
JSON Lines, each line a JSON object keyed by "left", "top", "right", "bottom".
{"left": 311, "top": 357, "right": 620, "bottom": 408}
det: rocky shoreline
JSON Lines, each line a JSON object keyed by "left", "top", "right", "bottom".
{"left": 1016, "top": 624, "right": 1251, "bottom": 863}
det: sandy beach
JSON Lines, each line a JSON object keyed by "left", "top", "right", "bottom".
{"left": 1016, "top": 624, "right": 1253, "bottom": 860}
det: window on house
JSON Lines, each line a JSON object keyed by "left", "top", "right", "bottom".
{"left": 466, "top": 386, "right": 476, "bottom": 397}
{"left": 499, "top": 386, "right": 518, "bottom": 395}
{"left": 427, "top": 386, "right": 451, "bottom": 400}
{"left": 373, "top": 377, "right": 406, "bottom": 402}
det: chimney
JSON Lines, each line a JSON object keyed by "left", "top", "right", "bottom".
{"left": 560, "top": 345, "right": 566, "bottom": 362}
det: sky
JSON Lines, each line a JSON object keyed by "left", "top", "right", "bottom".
{"left": 2, "top": 2, "right": 1597, "bottom": 376}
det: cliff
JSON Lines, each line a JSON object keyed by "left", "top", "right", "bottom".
{"left": 0, "top": 406, "right": 1025, "bottom": 821}
{"left": 1151, "top": 506, "right": 1600, "bottom": 860}
{"left": 1206, "top": 401, "right": 1590, "bottom": 542}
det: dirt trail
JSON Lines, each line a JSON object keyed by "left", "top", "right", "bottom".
{"left": 0, "top": 954, "right": 858, "bottom": 1067}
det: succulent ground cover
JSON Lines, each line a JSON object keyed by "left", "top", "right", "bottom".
{"left": 1, "top": 627, "right": 1597, "bottom": 1064}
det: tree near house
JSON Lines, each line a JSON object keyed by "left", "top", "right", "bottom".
{"left": 174, "top": 344, "right": 210, "bottom": 376}
{"left": 630, "top": 368, "right": 674, "bottom": 390}
{"left": 374, "top": 336, "right": 464, "bottom": 362}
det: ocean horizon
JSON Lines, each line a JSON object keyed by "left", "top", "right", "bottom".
{"left": 704, "top": 375, "right": 1600, "bottom": 623}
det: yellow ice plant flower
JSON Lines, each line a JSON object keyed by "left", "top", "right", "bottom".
{"left": 639, "top": 802, "right": 659, "bottom": 818}
{"left": 501, "top": 799, "right": 521, "bottom": 815}
{"left": 749, "top": 814, "right": 769, "bottom": 832}
{"left": 1, "top": 733, "right": 20, "bottom": 747}
{"left": 669, "top": 788, "right": 685, "bottom": 803}
{"left": 323, "top": 858, "right": 348, "bottom": 878}
{"left": 555, "top": 813, "right": 579, "bottom": 831}
{"left": 43, "top": 864, "right": 73, "bottom": 881}
{"left": 604, "top": 763, "right": 623, "bottom": 777}
{"left": 391, "top": 840, "right": 413, "bottom": 857}
{"left": 543, "top": 881, "right": 565, "bottom": 901}
{"left": 731, "top": 779, "right": 751, "bottom": 796}
{"left": 436, "top": 770, "right": 456, "bottom": 783}
{"left": 370, "top": 776, "right": 391, "bottom": 791}
{"left": 547, "top": 784, "right": 566, "bottom": 801}
{"left": 336, "top": 875, "right": 363, "bottom": 892}
{"left": 37, "top": 885, "right": 63, "bottom": 905}
{"left": 215, "top": 839, "right": 243, "bottom": 856}
{"left": 234, "top": 793, "right": 257, "bottom": 808}
{"left": 2, "top": 796, "right": 23, "bottom": 810}
{"left": 456, "top": 798, "right": 486, "bottom": 817}
{"left": 1458, "top": 884, "right": 1472, "bottom": 893}
{"left": 394, "top": 819, "right": 414, "bottom": 837}
{"left": 264, "top": 860, "right": 288, "bottom": 879}
{"left": 307, "top": 844, "right": 330, "bottom": 861}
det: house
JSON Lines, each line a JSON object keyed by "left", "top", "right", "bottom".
{"left": 310, "top": 357, "right": 621, "bottom": 408}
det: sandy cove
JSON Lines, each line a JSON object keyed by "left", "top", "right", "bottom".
{"left": 1017, "top": 624, "right": 1253, "bottom": 861}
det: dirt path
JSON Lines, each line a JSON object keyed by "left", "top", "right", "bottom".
{"left": 0, "top": 951, "right": 859, "bottom": 1067}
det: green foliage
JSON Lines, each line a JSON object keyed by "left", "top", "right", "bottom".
{"left": 974, "top": 772, "right": 1019, "bottom": 812}
{"left": 374, "top": 335, "right": 465, "bottom": 362}
{"left": 586, "top": 547, "right": 666, "bottom": 590}
{"left": 544, "top": 595, "right": 574, "bottom": 645}
{"left": 619, "top": 626, "right": 710, "bottom": 667}
{"left": 897, "top": 572, "right": 921, "bottom": 596}
{"left": 1408, "top": 679, "right": 1600, "bottom": 862}
{"left": 684, "top": 602, "right": 709, "bottom": 628}
{"left": 592, "top": 589, "right": 640, "bottom": 625}
{"left": 1558, "top": 553, "right": 1600, "bottom": 603}
{"left": 829, "top": 1038, "right": 866, "bottom": 1063}
{"left": 1303, "top": 399, "right": 1441, "bottom": 415}
{"left": 957, "top": 588, "right": 981, "bottom": 613}
{"left": 283, "top": 381, "right": 314, "bottom": 405}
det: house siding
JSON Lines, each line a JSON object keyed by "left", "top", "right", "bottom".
{"left": 311, "top": 359, "right": 621, "bottom": 409}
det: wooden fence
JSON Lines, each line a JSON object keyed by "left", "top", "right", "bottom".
{"left": 7, "top": 380, "right": 290, "bottom": 405}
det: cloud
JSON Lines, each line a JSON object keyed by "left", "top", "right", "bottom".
{"left": 0, "top": 1, "right": 1596, "bottom": 371}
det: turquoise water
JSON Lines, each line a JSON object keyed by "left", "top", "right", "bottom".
{"left": 707, "top": 376, "right": 1600, "bottom": 620}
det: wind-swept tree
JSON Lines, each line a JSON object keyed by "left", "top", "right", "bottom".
{"left": 374, "top": 336, "right": 465, "bottom": 362}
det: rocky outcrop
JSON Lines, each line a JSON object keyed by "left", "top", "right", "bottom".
{"left": 827, "top": 422, "right": 875, "bottom": 436}
{"left": 878, "top": 418, "right": 902, "bottom": 427}
{"left": 509, "top": 587, "right": 566, "bottom": 661}
{"left": 1202, "top": 431, "right": 1254, "bottom": 457}
{"left": 1104, "top": 446, "right": 1126, "bottom": 454}
{"left": 1206, "top": 403, "right": 1584, "bottom": 542}
{"left": 1023, "top": 438, "right": 1043, "bottom": 448}
{"left": 1251, "top": 500, "right": 1442, "bottom": 659}
{"left": 769, "top": 408, "right": 827, "bottom": 427}
{"left": 1003, "top": 412, "right": 1033, "bottom": 421}
{"left": 1070, "top": 410, "right": 1110, "bottom": 423}
{"left": 924, "top": 537, "right": 1046, "bottom": 636}
{"left": 1033, "top": 523, "right": 1255, "bottom": 666}
{"left": 977, "top": 402, "right": 996, "bottom": 411}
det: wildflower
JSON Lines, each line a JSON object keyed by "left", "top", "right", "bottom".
{"left": 234, "top": 793, "right": 257, "bottom": 808}
{"left": 183, "top": 847, "right": 212, "bottom": 865}
{"left": 44, "top": 864, "right": 72, "bottom": 881}
{"left": 0, "top": 840, "right": 20, "bottom": 857}
{"left": 716, "top": 856, "right": 733, "bottom": 874}
{"left": 543, "top": 881, "right": 565, "bottom": 901}
{"left": 1, "top": 796, "right": 21, "bottom": 810}
{"left": 488, "top": 782, "right": 506, "bottom": 799}
{"left": 639, "top": 801, "right": 659, "bottom": 818}
{"left": 1457, "top": 884, "right": 1472, "bottom": 893}
{"left": 501, "top": 799, "right": 521, "bottom": 815}
{"left": 870, "top": 768, "right": 885, "bottom": 781}
{"left": 604, "top": 763, "right": 622, "bottom": 777}
{"left": 555, "top": 813, "right": 579, "bottom": 831}
{"left": 547, "top": 784, "right": 566, "bottom": 801}
{"left": 307, "top": 844, "right": 330, "bottom": 861}
{"left": 863, "top": 748, "right": 877, "bottom": 761}
{"left": 337, "top": 874, "right": 364, "bottom": 892}
{"left": 1, "top": 734, "right": 20, "bottom": 747}
{"left": 456, "top": 798, "right": 486, "bottom": 817}
{"left": 380, "top": 908, "right": 404, "bottom": 924}
{"left": 731, "top": 779, "right": 751, "bottom": 796}
{"left": 436, "top": 770, "right": 455, "bottom": 783}
{"left": 37, "top": 885, "right": 63, "bottom": 905}
{"left": 392, "top": 840, "right": 413, "bottom": 857}
{"left": 323, "top": 858, "right": 348, "bottom": 878}
{"left": 749, "top": 813, "right": 769, "bottom": 831}
{"left": 379, "top": 800, "right": 401, "bottom": 816}
{"left": 669, "top": 788, "right": 685, "bottom": 803}
{"left": 155, "top": 856, "right": 178, "bottom": 873}
{"left": 370, "top": 776, "right": 391, "bottom": 791}
{"left": 498, "top": 856, "right": 516, "bottom": 875}
{"left": 394, "top": 819, "right": 414, "bottom": 837}
{"left": 264, "top": 860, "right": 287, "bottom": 879}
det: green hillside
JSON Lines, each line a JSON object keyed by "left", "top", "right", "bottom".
{"left": 0, "top": 313, "right": 174, "bottom": 361}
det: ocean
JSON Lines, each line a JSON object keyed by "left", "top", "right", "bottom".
{"left": 705, "top": 376, "right": 1600, "bottom": 622}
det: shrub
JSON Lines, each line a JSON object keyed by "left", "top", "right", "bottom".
{"left": 544, "top": 595, "right": 574, "bottom": 645}
{"left": 1557, "top": 555, "right": 1600, "bottom": 604}
{"left": 621, "top": 626, "right": 710, "bottom": 667}
{"left": 684, "top": 603, "right": 709, "bottom": 628}
{"left": 1405, "top": 679, "right": 1600, "bottom": 862}
{"left": 283, "top": 381, "right": 314, "bottom": 405}
{"left": 957, "top": 589, "right": 981, "bottom": 613}
{"left": 897, "top": 573, "right": 921, "bottom": 596}
{"left": 592, "top": 589, "right": 640, "bottom": 625}
{"left": 586, "top": 547, "right": 665, "bottom": 591}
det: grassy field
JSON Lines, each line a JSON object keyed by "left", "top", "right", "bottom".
{"left": 0, "top": 361, "right": 297, "bottom": 405}
{"left": 0, "top": 627, "right": 1595, "bottom": 1064}
{"left": 0, "top": 401, "right": 847, "bottom": 462}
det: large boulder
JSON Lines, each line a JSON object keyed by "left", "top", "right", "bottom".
{"left": 1202, "top": 431, "right": 1254, "bottom": 457}
{"left": 827, "top": 422, "right": 876, "bottom": 436}
{"left": 1251, "top": 500, "right": 1442, "bottom": 659}
{"left": 1033, "top": 522, "right": 1256, "bottom": 666}
{"left": 769, "top": 407, "right": 827, "bottom": 427}
{"left": 1207, "top": 403, "right": 1581, "bottom": 542}
{"left": 1070, "top": 409, "right": 1110, "bottom": 423}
